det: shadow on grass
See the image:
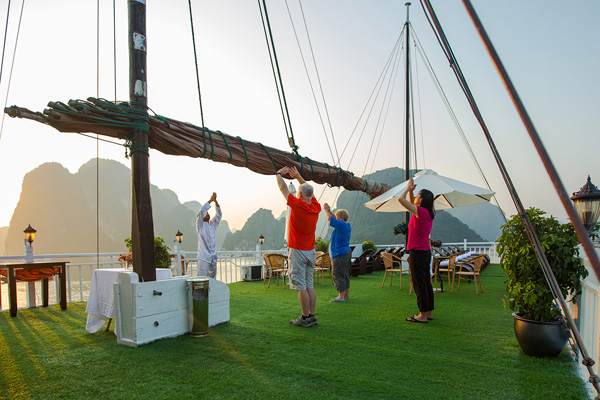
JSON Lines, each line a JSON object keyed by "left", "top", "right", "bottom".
{"left": 0, "top": 265, "right": 590, "bottom": 400}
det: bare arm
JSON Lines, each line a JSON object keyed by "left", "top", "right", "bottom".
{"left": 276, "top": 167, "right": 291, "bottom": 200}
{"left": 398, "top": 178, "right": 419, "bottom": 215}
{"left": 323, "top": 203, "right": 333, "bottom": 221}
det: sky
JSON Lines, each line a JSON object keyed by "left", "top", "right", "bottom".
{"left": 0, "top": 0, "right": 598, "bottom": 234}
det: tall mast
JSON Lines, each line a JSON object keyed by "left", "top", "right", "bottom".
{"left": 128, "top": 0, "right": 156, "bottom": 281}
{"left": 404, "top": 2, "right": 411, "bottom": 228}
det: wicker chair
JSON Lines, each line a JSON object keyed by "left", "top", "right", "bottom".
{"left": 381, "top": 252, "right": 410, "bottom": 289}
{"left": 262, "top": 253, "right": 287, "bottom": 288}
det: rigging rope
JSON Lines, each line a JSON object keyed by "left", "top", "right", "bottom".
{"left": 283, "top": 0, "right": 346, "bottom": 221}
{"left": 0, "top": 0, "right": 11, "bottom": 87}
{"left": 412, "top": 35, "right": 427, "bottom": 169}
{"left": 187, "top": 0, "right": 209, "bottom": 150}
{"left": 347, "top": 31, "right": 404, "bottom": 222}
{"left": 0, "top": 0, "right": 23, "bottom": 143}
{"left": 350, "top": 35, "right": 404, "bottom": 222}
{"left": 258, "top": 0, "right": 298, "bottom": 154}
{"left": 294, "top": 0, "right": 341, "bottom": 168}
{"left": 316, "top": 27, "right": 406, "bottom": 240}
{"left": 413, "top": 11, "right": 505, "bottom": 222}
{"left": 420, "top": 0, "right": 599, "bottom": 394}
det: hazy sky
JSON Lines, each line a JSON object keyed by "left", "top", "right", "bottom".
{"left": 0, "top": 0, "right": 598, "bottom": 234}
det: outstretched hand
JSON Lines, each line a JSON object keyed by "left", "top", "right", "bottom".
{"left": 277, "top": 166, "right": 291, "bottom": 177}
{"left": 209, "top": 192, "right": 217, "bottom": 203}
{"left": 407, "top": 178, "right": 417, "bottom": 192}
{"left": 288, "top": 166, "right": 301, "bottom": 180}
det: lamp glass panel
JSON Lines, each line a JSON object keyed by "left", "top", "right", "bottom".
{"left": 574, "top": 199, "right": 600, "bottom": 225}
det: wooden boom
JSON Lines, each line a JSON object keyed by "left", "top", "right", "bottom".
{"left": 5, "top": 98, "right": 391, "bottom": 198}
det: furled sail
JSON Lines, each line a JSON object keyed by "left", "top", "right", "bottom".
{"left": 5, "top": 98, "right": 391, "bottom": 198}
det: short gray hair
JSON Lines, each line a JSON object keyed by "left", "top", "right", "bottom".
{"left": 299, "top": 183, "right": 314, "bottom": 199}
{"left": 336, "top": 209, "right": 349, "bottom": 221}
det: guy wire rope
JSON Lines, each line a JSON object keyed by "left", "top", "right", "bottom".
{"left": 294, "top": 0, "right": 341, "bottom": 168}
{"left": 0, "top": 0, "right": 24, "bottom": 143}
{"left": 421, "top": 0, "right": 600, "bottom": 393}
{"left": 0, "top": 0, "right": 11, "bottom": 87}
{"left": 349, "top": 32, "right": 404, "bottom": 223}
{"left": 410, "top": 23, "right": 506, "bottom": 222}
{"left": 187, "top": 0, "right": 209, "bottom": 157}
{"left": 281, "top": 0, "right": 345, "bottom": 218}
{"left": 258, "top": 0, "right": 298, "bottom": 154}
{"left": 347, "top": 29, "right": 404, "bottom": 222}
{"left": 322, "top": 29, "right": 405, "bottom": 232}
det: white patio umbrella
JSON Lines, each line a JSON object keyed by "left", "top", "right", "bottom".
{"left": 364, "top": 169, "right": 495, "bottom": 212}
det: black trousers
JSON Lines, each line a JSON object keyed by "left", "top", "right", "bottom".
{"left": 409, "top": 250, "right": 434, "bottom": 313}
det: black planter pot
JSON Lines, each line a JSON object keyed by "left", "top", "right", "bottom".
{"left": 512, "top": 313, "right": 568, "bottom": 358}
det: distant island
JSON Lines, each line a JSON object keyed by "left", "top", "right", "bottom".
{"left": 1, "top": 159, "right": 504, "bottom": 256}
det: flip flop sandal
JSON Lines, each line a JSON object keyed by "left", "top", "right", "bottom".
{"left": 406, "top": 316, "right": 427, "bottom": 323}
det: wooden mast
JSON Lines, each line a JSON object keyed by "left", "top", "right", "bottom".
{"left": 128, "top": 0, "right": 156, "bottom": 281}
{"left": 404, "top": 2, "right": 411, "bottom": 231}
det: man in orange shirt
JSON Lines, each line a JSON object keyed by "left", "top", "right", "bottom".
{"left": 276, "top": 166, "right": 321, "bottom": 327}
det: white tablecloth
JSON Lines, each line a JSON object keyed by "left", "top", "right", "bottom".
{"left": 85, "top": 268, "right": 172, "bottom": 333}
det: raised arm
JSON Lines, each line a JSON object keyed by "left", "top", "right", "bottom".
{"left": 323, "top": 203, "right": 333, "bottom": 221}
{"left": 211, "top": 192, "right": 220, "bottom": 209}
{"left": 276, "top": 167, "right": 291, "bottom": 200}
{"left": 398, "top": 178, "right": 418, "bottom": 215}
{"left": 212, "top": 193, "right": 222, "bottom": 225}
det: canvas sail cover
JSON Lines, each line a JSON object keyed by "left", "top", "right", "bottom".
{"left": 6, "top": 98, "right": 391, "bottom": 198}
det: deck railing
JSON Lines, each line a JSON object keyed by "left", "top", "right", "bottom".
{"left": 0, "top": 241, "right": 498, "bottom": 311}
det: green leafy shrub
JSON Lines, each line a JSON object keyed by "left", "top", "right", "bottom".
{"left": 362, "top": 240, "right": 377, "bottom": 255}
{"left": 124, "top": 236, "right": 172, "bottom": 270}
{"left": 315, "top": 236, "right": 329, "bottom": 253}
{"left": 496, "top": 207, "right": 588, "bottom": 322}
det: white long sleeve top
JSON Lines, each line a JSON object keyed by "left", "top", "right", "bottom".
{"left": 196, "top": 202, "right": 222, "bottom": 259}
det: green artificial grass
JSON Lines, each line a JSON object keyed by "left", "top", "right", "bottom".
{"left": 0, "top": 265, "right": 590, "bottom": 400}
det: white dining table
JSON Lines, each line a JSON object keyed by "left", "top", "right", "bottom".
{"left": 85, "top": 268, "right": 173, "bottom": 333}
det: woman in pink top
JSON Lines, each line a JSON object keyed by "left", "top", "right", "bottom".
{"left": 398, "top": 178, "right": 435, "bottom": 323}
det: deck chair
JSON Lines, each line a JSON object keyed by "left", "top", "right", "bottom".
{"left": 314, "top": 252, "right": 332, "bottom": 286}
{"left": 368, "top": 248, "right": 385, "bottom": 272}
{"left": 437, "top": 253, "right": 458, "bottom": 293}
{"left": 381, "top": 252, "right": 409, "bottom": 289}
{"left": 453, "top": 254, "right": 485, "bottom": 294}
{"left": 263, "top": 253, "right": 287, "bottom": 288}
{"left": 350, "top": 250, "right": 370, "bottom": 277}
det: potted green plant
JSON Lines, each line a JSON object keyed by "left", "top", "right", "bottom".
{"left": 122, "top": 236, "right": 172, "bottom": 270}
{"left": 315, "top": 236, "right": 329, "bottom": 253}
{"left": 497, "top": 207, "right": 588, "bottom": 357}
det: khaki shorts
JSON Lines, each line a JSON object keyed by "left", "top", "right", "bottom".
{"left": 288, "top": 248, "right": 316, "bottom": 290}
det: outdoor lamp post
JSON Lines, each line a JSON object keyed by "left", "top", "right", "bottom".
{"left": 24, "top": 224, "right": 36, "bottom": 246}
{"left": 22, "top": 224, "right": 37, "bottom": 306}
{"left": 257, "top": 234, "right": 265, "bottom": 282}
{"left": 23, "top": 224, "right": 36, "bottom": 264}
{"left": 571, "top": 176, "right": 600, "bottom": 233}
{"left": 174, "top": 230, "right": 184, "bottom": 276}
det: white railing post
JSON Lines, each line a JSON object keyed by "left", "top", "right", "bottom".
{"left": 24, "top": 238, "right": 36, "bottom": 308}
{"left": 173, "top": 240, "right": 182, "bottom": 276}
